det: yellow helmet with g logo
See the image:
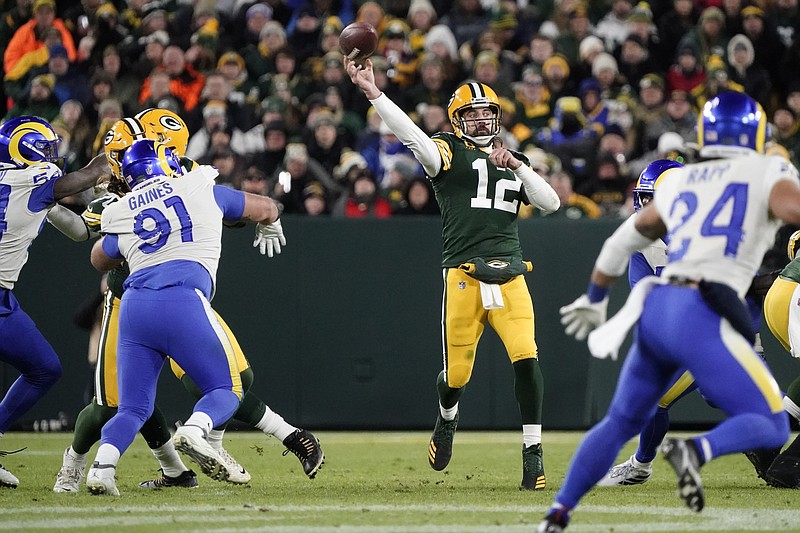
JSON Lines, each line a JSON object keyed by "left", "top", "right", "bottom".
{"left": 103, "top": 118, "right": 147, "bottom": 178}
{"left": 134, "top": 108, "right": 189, "bottom": 157}
{"left": 447, "top": 82, "right": 502, "bottom": 147}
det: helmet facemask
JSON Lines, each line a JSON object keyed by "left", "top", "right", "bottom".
{"left": 448, "top": 83, "right": 503, "bottom": 147}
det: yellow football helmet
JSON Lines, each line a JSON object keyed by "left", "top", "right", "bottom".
{"left": 134, "top": 108, "right": 189, "bottom": 157}
{"left": 103, "top": 118, "right": 147, "bottom": 178}
{"left": 447, "top": 82, "right": 502, "bottom": 147}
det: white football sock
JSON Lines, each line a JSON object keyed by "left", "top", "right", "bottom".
{"left": 151, "top": 442, "right": 188, "bottom": 477}
{"left": 94, "top": 443, "right": 120, "bottom": 467}
{"left": 255, "top": 406, "right": 296, "bottom": 442}
{"left": 523, "top": 424, "right": 541, "bottom": 448}
{"left": 207, "top": 429, "right": 225, "bottom": 451}
{"left": 439, "top": 402, "right": 459, "bottom": 421}
{"left": 184, "top": 412, "right": 213, "bottom": 435}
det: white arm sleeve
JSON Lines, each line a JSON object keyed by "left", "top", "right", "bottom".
{"left": 370, "top": 93, "right": 442, "bottom": 177}
{"left": 513, "top": 165, "right": 560, "bottom": 213}
{"left": 46, "top": 203, "right": 95, "bottom": 242}
{"left": 594, "top": 215, "right": 656, "bottom": 277}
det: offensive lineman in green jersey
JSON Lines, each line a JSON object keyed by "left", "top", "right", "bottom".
{"left": 51, "top": 113, "right": 323, "bottom": 493}
{"left": 345, "top": 58, "right": 560, "bottom": 490}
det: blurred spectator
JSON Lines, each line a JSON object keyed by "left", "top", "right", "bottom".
{"left": 394, "top": 176, "right": 439, "bottom": 215}
{"left": 407, "top": 0, "right": 438, "bottom": 55}
{"left": 577, "top": 150, "right": 629, "bottom": 218}
{"left": 96, "top": 46, "right": 141, "bottom": 113}
{"left": 416, "top": 103, "right": 451, "bottom": 137}
{"left": 287, "top": 4, "right": 322, "bottom": 64}
{"left": 678, "top": 6, "right": 729, "bottom": 65}
{"left": 407, "top": 55, "right": 453, "bottom": 109}
{"left": 691, "top": 55, "right": 744, "bottom": 109}
{"left": 271, "top": 142, "right": 337, "bottom": 214}
{"left": 84, "top": 69, "right": 116, "bottom": 125}
{"left": 242, "top": 20, "right": 287, "bottom": 82}
{"left": 4, "top": 0, "right": 77, "bottom": 83}
{"left": 657, "top": 0, "right": 698, "bottom": 69}
{"left": 441, "top": 0, "right": 488, "bottom": 47}
{"left": 628, "top": 130, "right": 693, "bottom": 180}
{"left": 257, "top": 47, "right": 311, "bottom": 108}
{"left": 382, "top": 155, "right": 420, "bottom": 211}
{"left": 355, "top": 1, "right": 387, "bottom": 36}
{"left": 322, "top": 84, "right": 361, "bottom": 147}
{"left": 471, "top": 51, "right": 511, "bottom": 98}
{"left": 726, "top": 34, "right": 771, "bottom": 109}
{"left": 542, "top": 53, "right": 572, "bottom": 103}
{"left": 536, "top": 96, "right": 600, "bottom": 188}
{"left": 740, "top": 5, "right": 786, "bottom": 84}
{"left": 623, "top": 2, "right": 659, "bottom": 68}
{"left": 0, "top": 1, "right": 33, "bottom": 64}
{"left": 235, "top": 2, "right": 274, "bottom": 50}
{"left": 205, "top": 147, "right": 242, "bottom": 188}
{"left": 4, "top": 73, "right": 60, "bottom": 121}
{"left": 335, "top": 169, "right": 393, "bottom": 218}
{"left": 512, "top": 66, "right": 552, "bottom": 141}
{"left": 537, "top": 170, "right": 602, "bottom": 219}
{"left": 188, "top": 70, "right": 258, "bottom": 134}
{"left": 186, "top": 100, "right": 247, "bottom": 161}
{"left": 138, "top": 45, "right": 206, "bottom": 113}
{"left": 317, "top": 16, "right": 344, "bottom": 57}
{"left": 64, "top": 0, "right": 125, "bottom": 67}
{"left": 51, "top": 99, "right": 92, "bottom": 172}
{"left": 422, "top": 24, "right": 464, "bottom": 85}
{"left": 578, "top": 77, "right": 609, "bottom": 136}
{"left": 555, "top": 4, "right": 595, "bottom": 69}
{"left": 666, "top": 42, "right": 706, "bottom": 93}
{"left": 774, "top": 0, "right": 799, "bottom": 49}
{"left": 595, "top": 0, "right": 634, "bottom": 51}
{"left": 137, "top": 70, "right": 185, "bottom": 119}
{"left": 631, "top": 73, "right": 667, "bottom": 156}
{"left": 4, "top": 25, "right": 62, "bottom": 103}
{"left": 44, "top": 44, "right": 91, "bottom": 108}
{"left": 236, "top": 166, "right": 270, "bottom": 195}
{"left": 573, "top": 35, "right": 606, "bottom": 83}
{"left": 592, "top": 52, "right": 624, "bottom": 96}
{"left": 377, "top": 19, "right": 419, "bottom": 88}
{"left": 615, "top": 33, "right": 655, "bottom": 90}
{"left": 772, "top": 106, "right": 800, "bottom": 167}
{"left": 721, "top": 0, "right": 745, "bottom": 36}
{"left": 247, "top": 119, "right": 290, "bottom": 176}
{"left": 90, "top": 97, "right": 123, "bottom": 155}
{"left": 217, "top": 51, "right": 259, "bottom": 107}
{"left": 332, "top": 150, "right": 369, "bottom": 189}
{"left": 362, "top": 119, "right": 422, "bottom": 189}
{"left": 305, "top": 110, "right": 348, "bottom": 177}
{"left": 787, "top": 82, "right": 800, "bottom": 119}
{"left": 524, "top": 33, "right": 556, "bottom": 74}
{"left": 302, "top": 181, "right": 329, "bottom": 216}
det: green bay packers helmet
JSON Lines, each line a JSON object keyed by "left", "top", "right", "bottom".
{"left": 447, "top": 82, "right": 502, "bottom": 147}
{"left": 104, "top": 118, "right": 147, "bottom": 178}
{"left": 788, "top": 230, "right": 800, "bottom": 261}
{"left": 134, "top": 108, "right": 189, "bottom": 157}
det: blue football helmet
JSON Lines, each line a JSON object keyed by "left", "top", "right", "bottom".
{"left": 633, "top": 159, "right": 684, "bottom": 211}
{"left": 697, "top": 91, "right": 767, "bottom": 158}
{"left": 121, "top": 139, "right": 183, "bottom": 189}
{"left": 0, "top": 116, "right": 61, "bottom": 168}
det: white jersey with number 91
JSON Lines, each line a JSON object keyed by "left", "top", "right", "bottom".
{"left": 655, "top": 153, "right": 800, "bottom": 298}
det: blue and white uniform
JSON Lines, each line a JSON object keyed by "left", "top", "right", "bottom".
{"left": 97, "top": 165, "right": 247, "bottom": 455}
{"left": 555, "top": 152, "right": 798, "bottom": 511}
{"left": 0, "top": 162, "right": 64, "bottom": 433}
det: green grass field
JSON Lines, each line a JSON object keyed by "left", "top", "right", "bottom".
{"left": 2, "top": 430, "right": 800, "bottom": 532}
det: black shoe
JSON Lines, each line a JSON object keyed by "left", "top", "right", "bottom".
{"left": 282, "top": 429, "right": 324, "bottom": 479}
{"left": 521, "top": 443, "right": 546, "bottom": 490}
{"left": 744, "top": 447, "right": 781, "bottom": 485}
{"left": 765, "top": 451, "right": 800, "bottom": 488}
{"left": 428, "top": 412, "right": 458, "bottom": 471}
{"left": 139, "top": 469, "right": 198, "bottom": 489}
{"left": 660, "top": 438, "right": 704, "bottom": 512}
{"left": 537, "top": 508, "right": 569, "bottom": 532}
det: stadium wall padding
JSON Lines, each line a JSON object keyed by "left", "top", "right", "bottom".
{"left": 7, "top": 216, "right": 792, "bottom": 431}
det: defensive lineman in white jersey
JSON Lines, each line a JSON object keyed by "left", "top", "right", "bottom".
{"left": 85, "top": 139, "right": 281, "bottom": 495}
{"left": 539, "top": 92, "right": 800, "bottom": 532}
{"left": 0, "top": 116, "right": 108, "bottom": 488}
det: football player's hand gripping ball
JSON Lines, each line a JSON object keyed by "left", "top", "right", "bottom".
{"left": 253, "top": 220, "right": 286, "bottom": 257}
{"left": 559, "top": 294, "right": 608, "bottom": 341}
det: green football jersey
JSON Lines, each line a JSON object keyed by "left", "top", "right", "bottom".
{"left": 429, "top": 132, "right": 528, "bottom": 267}
{"left": 83, "top": 193, "right": 129, "bottom": 298}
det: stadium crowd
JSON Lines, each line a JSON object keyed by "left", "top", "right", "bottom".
{"left": 2, "top": 0, "right": 799, "bottom": 218}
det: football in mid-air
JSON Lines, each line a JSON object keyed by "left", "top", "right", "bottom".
{"left": 339, "top": 22, "right": 378, "bottom": 61}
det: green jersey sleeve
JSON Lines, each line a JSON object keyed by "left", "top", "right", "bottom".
{"left": 82, "top": 193, "right": 121, "bottom": 233}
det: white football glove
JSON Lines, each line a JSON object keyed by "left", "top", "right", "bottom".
{"left": 253, "top": 220, "right": 286, "bottom": 257}
{"left": 559, "top": 294, "right": 609, "bottom": 341}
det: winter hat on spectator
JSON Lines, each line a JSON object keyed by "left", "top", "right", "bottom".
{"left": 32, "top": 74, "right": 55, "bottom": 91}
{"left": 578, "top": 35, "right": 605, "bottom": 62}
{"left": 408, "top": 0, "right": 437, "bottom": 19}
{"left": 334, "top": 150, "right": 368, "bottom": 181}
{"left": 98, "top": 98, "right": 123, "bottom": 119}
{"left": 144, "top": 30, "right": 170, "bottom": 47}
{"left": 591, "top": 52, "right": 618, "bottom": 76}
{"left": 489, "top": 6, "right": 517, "bottom": 31}
{"left": 203, "top": 100, "right": 228, "bottom": 118}
{"left": 284, "top": 143, "right": 308, "bottom": 163}
{"left": 246, "top": 3, "right": 273, "bottom": 21}
{"left": 260, "top": 21, "right": 286, "bottom": 40}
{"left": 543, "top": 54, "right": 570, "bottom": 77}
{"left": 312, "top": 110, "right": 337, "bottom": 129}
{"left": 627, "top": 3, "right": 653, "bottom": 23}
{"left": 699, "top": 6, "right": 725, "bottom": 24}
{"left": 33, "top": 0, "right": 55, "bottom": 12}
{"left": 424, "top": 25, "right": 458, "bottom": 61}
{"left": 49, "top": 44, "right": 68, "bottom": 59}
{"left": 217, "top": 51, "right": 245, "bottom": 70}
{"left": 740, "top": 5, "right": 764, "bottom": 19}
{"left": 639, "top": 73, "right": 665, "bottom": 91}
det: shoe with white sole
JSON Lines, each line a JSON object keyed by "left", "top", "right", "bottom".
{"left": 172, "top": 425, "right": 231, "bottom": 483}
{"left": 53, "top": 447, "right": 87, "bottom": 493}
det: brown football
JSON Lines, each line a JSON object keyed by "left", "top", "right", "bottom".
{"left": 339, "top": 22, "right": 378, "bottom": 61}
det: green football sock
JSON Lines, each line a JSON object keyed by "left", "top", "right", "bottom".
{"left": 71, "top": 400, "right": 117, "bottom": 455}
{"left": 139, "top": 405, "right": 174, "bottom": 449}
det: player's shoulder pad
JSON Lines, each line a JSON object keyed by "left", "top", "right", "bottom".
{"left": 29, "top": 161, "right": 63, "bottom": 183}
{"left": 180, "top": 156, "right": 199, "bottom": 172}
{"left": 83, "top": 192, "right": 121, "bottom": 229}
